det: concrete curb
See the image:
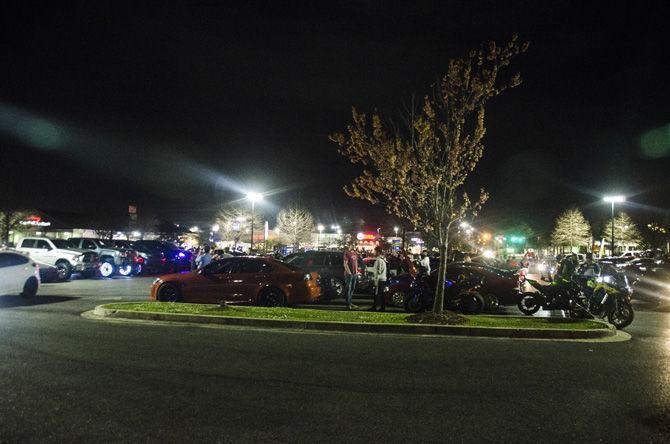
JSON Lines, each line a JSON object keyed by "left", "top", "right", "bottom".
{"left": 93, "top": 305, "right": 617, "bottom": 340}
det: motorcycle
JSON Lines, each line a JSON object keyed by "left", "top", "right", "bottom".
{"left": 517, "top": 271, "right": 634, "bottom": 329}
{"left": 404, "top": 273, "right": 485, "bottom": 314}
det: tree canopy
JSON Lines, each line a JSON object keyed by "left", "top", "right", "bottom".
{"left": 331, "top": 35, "right": 528, "bottom": 315}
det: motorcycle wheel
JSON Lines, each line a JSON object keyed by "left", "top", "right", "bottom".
{"left": 404, "top": 296, "right": 423, "bottom": 313}
{"left": 608, "top": 302, "right": 634, "bottom": 329}
{"left": 460, "top": 291, "right": 485, "bottom": 315}
{"left": 517, "top": 293, "right": 541, "bottom": 315}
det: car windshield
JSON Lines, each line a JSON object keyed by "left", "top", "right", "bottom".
{"left": 51, "top": 239, "right": 74, "bottom": 249}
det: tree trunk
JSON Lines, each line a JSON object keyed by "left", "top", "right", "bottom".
{"left": 432, "top": 242, "right": 449, "bottom": 315}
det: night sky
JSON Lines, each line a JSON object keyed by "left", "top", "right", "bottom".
{"left": 2, "top": 1, "right": 669, "bottom": 236}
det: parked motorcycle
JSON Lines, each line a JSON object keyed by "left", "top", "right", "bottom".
{"left": 517, "top": 271, "right": 634, "bottom": 329}
{"left": 404, "top": 273, "right": 485, "bottom": 314}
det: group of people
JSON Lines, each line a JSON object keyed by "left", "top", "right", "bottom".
{"left": 190, "top": 245, "right": 233, "bottom": 271}
{"left": 342, "top": 245, "right": 433, "bottom": 311}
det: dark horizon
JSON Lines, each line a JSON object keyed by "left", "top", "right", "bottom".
{"left": 2, "top": 1, "right": 669, "bottom": 235}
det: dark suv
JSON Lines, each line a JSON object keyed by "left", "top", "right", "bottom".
{"left": 283, "top": 251, "right": 372, "bottom": 301}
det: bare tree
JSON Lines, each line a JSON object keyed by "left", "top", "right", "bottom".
{"left": 331, "top": 36, "right": 528, "bottom": 317}
{"left": 215, "top": 205, "right": 262, "bottom": 246}
{"left": 551, "top": 208, "right": 592, "bottom": 251}
{"left": 276, "top": 206, "right": 315, "bottom": 250}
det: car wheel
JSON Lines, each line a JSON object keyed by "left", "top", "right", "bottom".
{"left": 484, "top": 293, "right": 500, "bottom": 312}
{"left": 258, "top": 287, "right": 286, "bottom": 307}
{"left": 55, "top": 260, "right": 72, "bottom": 281}
{"left": 99, "top": 261, "right": 115, "bottom": 278}
{"left": 117, "top": 264, "right": 133, "bottom": 277}
{"left": 330, "top": 278, "right": 345, "bottom": 299}
{"left": 132, "top": 263, "right": 143, "bottom": 276}
{"left": 157, "top": 283, "right": 180, "bottom": 302}
{"left": 460, "top": 291, "right": 485, "bottom": 314}
{"left": 21, "top": 277, "right": 38, "bottom": 299}
{"left": 390, "top": 290, "right": 405, "bottom": 307}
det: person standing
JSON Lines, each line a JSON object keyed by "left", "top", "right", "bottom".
{"left": 420, "top": 251, "right": 431, "bottom": 275}
{"left": 343, "top": 245, "right": 359, "bottom": 310}
{"left": 195, "top": 245, "right": 213, "bottom": 270}
{"left": 369, "top": 248, "right": 388, "bottom": 311}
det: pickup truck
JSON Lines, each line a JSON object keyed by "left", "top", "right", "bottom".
{"left": 69, "top": 237, "right": 137, "bottom": 277}
{"left": 15, "top": 237, "right": 99, "bottom": 281}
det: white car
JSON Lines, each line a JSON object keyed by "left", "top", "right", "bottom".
{"left": 14, "top": 237, "right": 99, "bottom": 281}
{"left": 0, "top": 250, "right": 40, "bottom": 298}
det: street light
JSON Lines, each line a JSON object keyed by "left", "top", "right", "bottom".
{"left": 603, "top": 195, "right": 625, "bottom": 256}
{"left": 394, "top": 226, "right": 399, "bottom": 236}
{"left": 246, "top": 192, "right": 264, "bottom": 253}
{"left": 317, "top": 224, "right": 324, "bottom": 250}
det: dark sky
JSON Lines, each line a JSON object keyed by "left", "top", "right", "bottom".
{"left": 2, "top": 1, "right": 669, "bottom": 235}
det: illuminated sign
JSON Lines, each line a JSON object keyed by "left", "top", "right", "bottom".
{"left": 19, "top": 216, "right": 51, "bottom": 227}
{"left": 356, "top": 232, "right": 377, "bottom": 241}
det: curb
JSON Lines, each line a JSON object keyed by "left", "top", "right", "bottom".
{"left": 92, "top": 305, "right": 617, "bottom": 340}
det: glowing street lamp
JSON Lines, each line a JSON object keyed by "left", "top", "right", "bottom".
{"left": 603, "top": 195, "right": 625, "bottom": 255}
{"left": 394, "top": 226, "right": 399, "bottom": 236}
{"left": 246, "top": 192, "right": 264, "bottom": 252}
{"left": 317, "top": 224, "right": 324, "bottom": 250}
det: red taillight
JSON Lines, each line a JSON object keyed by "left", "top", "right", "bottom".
{"left": 133, "top": 256, "right": 145, "bottom": 264}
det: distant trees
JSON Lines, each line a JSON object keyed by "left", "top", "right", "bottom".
{"left": 551, "top": 208, "right": 592, "bottom": 251}
{"left": 275, "top": 206, "right": 315, "bottom": 250}
{"left": 0, "top": 209, "right": 31, "bottom": 245}
{"left": 602, "top": 212, "right": 642, "bottom": 251}
{"left": 331, "top": 35, "right": 528, "bottom": 317}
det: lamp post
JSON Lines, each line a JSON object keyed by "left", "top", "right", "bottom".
{"left": 246, "top": 192, "right": 263, "bottom": 253}
{"left": 603, "top": 195, "right": 625, "bottom": 256}
{"left": 317, "top": 224, "right": 324, "bottom": 250}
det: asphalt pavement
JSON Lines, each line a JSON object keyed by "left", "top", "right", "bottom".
{"left": 0, "top": 276, "right": 669, "bottom": 442}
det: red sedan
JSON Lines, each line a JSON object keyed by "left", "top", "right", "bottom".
{"left": 150, "top": 257, "right": 321, "bottom": 306}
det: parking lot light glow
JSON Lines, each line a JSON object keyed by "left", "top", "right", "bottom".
{"left": 603, "top": 195, "right": 625, "bottom": 203}
{"left": 211, "top": 224, "right": 220, "bottom": 232}
{"left": 246, "top": 192, "right": 263, "bottom": 203}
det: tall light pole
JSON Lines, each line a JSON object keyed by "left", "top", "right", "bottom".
{"left": 317, "top": 224, "right": 324, "bottom": 250}
{"left": 246, "top": 192, "right": 263, "bottom": 253}
{"left": 603, "top": 195, "right": 625, "bottom": 256}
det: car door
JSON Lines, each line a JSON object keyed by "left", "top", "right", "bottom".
{"left": 233, "top": 259, "right": 273, "bottom": 304}
{"left": 34, "top": 239, "right": 56, "bottom": 264}
{"left": 0, "top": 253, "right": 15, "bottom": 295}
{"left": 0, "top": 253, "right": 30, "bottom": 295}
{"left": 186, "top": 259, "right": 237, "bottom": 303}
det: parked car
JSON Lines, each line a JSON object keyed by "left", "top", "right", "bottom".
{"left": 383, "top": 262, "right": 523, "bottom": 311}
{"left": 14, "top": 237, "right": 99, "bottom": 281}
{"left": 150, "top": 256, "right": 321, "bottom": 305}
{"left": 132, "top": 240, "right": 191, "bottom": 273}
{"left": 69, "top": 237, "right": 137, "bottom": 277}
{"left": 0, "top": 250, "right": 40, "bottom": 298}
{"left": 283, "top": 251, "right": 372, "bottom": 301}
{"left": 111, "top": 240, "right": 162, "bottom": 275}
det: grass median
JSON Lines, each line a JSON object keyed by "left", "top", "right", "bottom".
{"left": 101, "top": 302, "right": 608, "bottom": 330}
